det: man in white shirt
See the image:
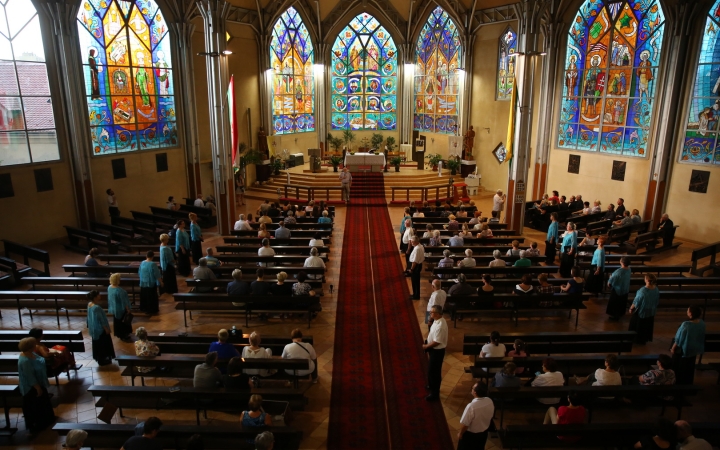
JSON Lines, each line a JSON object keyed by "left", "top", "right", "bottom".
{"left": 408, "top": 236, "right": 425, "bottom": 300}
{"left": 530, "top": 358, "right": 565, "bottom": 404}
{"left": 106, "top": 188, "right": 119, "bottom": 218}
{"left": 193, "top": 194, "right": 205, "bottom": 207}
{"left": 492, "top": 189, "right": 506, "bottom": 221}
{"left": 303, "top": 247, "right": 325, "bottom": 279}
{"left": 257, "top": 238, "right": 275, "bottom": 267}
{"left": 281, "top": 328, "right": 318, "bottom": 382}
{"left": 675, "top": 421, "right": 712, "bottom": 450}
{"left": 422, "top": 305, "right": 447, "bottom": 401}
{"left": 457, "top": 383, "right": 494, "bottom": 450}
{"left": 309, "top": 233, "right": 324, "bottom": 247}
{"left": 234, "top": 214, "right": 252, "bottom": 231}
{"left": 426, "top": 279, "right": 446, "bottom": 330}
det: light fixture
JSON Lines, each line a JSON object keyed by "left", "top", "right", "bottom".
{"left": 313, "top": 64, "right": 324, "bottom": 76}
{"left": 510, "top": 51, "right": 546, "bottom": 57}
{"left": 223, "top": 50, "right": 233, "bottom": 55}
{"left": 196, "top": 51, "right": 232, "bottom": 57}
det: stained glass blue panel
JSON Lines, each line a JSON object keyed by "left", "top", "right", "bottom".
{"left": 497, "top": 26, "right": 517, "bottom": 100}
{"left": 557, "top": 0, "right": 665, "bottom": 159}
{"left": 414, "top": 6, "right": 462, "bottom": 134}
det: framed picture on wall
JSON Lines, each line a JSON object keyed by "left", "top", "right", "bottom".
{"left": 611, "top": 160, "right": 626, "bottom": 181}
{"left": 492, "top": 142, "right": 507, "bottom": 164}
{"left": 568, "top": 154, "right": 580, "bottom": 174}
{"left": 689, "top": 170, "right": 710, "bottom": 193}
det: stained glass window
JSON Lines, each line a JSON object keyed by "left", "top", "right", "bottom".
{"left": 270, "top": 7, "right": 314, "bottom": 135}
{"left": 497, "top": 26, "right": 517, "bottom": 100}
{"left": 0, "top": 0, "right": 59, "bottom": 166}
{"left": 330, "top": 13, "right": 397, "bottom": 130}
{"left": 557, "top": 0, "right": 664, "bottom": 157}
{"left": 681, "top": 0, "right": 720, "bottom": 164}
{"left": 76, "top": 0, "right": 177, "bottom": 155}
{"left": 414, "top": 7, "right": 462, "bottom": 135}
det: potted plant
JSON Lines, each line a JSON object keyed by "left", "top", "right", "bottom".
{"left": 385, "top": 136, "right": 396, "bottom": 153}
{"left": 342, "top": 130, "right": 356, "bottom": 151}
{"left": 390, "top": 156, "right": 403, "bottom": 172}
{"left": 270, "top": 157, "right": 283, "bottom": 176}
{"left": 329, "top": 155, "right": 343, "bottom": 172}
{"left": 327, "top": 133, "right": 343, "bottom": 154}
{"left": 371, "top": 133, "right": 384, "bottom": 151}
{"left": 425, "top": 153, "right": 442, "bottom": 170}
{"left": 446, "top": 156, "right": 461, "bottom": 176}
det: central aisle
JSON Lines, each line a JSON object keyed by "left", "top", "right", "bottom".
{"left": 328, "top": 173, "right": 453, "bottom": 449}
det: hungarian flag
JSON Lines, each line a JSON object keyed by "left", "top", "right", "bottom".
{"left": 228, "top": 75, "right": 239, "bottom": 166}
{"left": 505, "top": 75, "right": 517, "bottom": 163}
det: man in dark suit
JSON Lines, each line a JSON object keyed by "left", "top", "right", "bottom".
{"left": 615, "top": 198, "right": 626, "bottom": 219}
{"left": 658, "top": 213, "right": 675, "bottom": 247}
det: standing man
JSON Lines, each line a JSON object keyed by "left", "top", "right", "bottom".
{"left": 492, "top": 189, "right": 506, "bottom": 221}
{"left": 423, "top": 305, "right": 447, "bottom": 401}
{"left": 408, "top": 235, "right": 425, "bottom": 301}
{"left": 457, "top": 383, "right": 494, "bottom": 450}
{"left": 107, "top": 188, "right": 119, "bottom": 218}
{"left": 658, "top": 213, "right": 675, "bottom": 247}
{"left": 426, "top": 279, "right": 446, "bottom": 331}
{"left": 339, "top": 167, "right": 352, "bottom": 204}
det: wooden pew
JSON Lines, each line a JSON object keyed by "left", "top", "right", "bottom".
{"left": 691, "top": 241, "right": 720, "bottom": 276}
{"left": 178, "top": 204, "right": 214, "bottom": 222}
{"left": 446, "top": 293, "right": 590, "bottom": 328}
{"left": 1, "top": 240, "right": 51, "bottom": 277}
{"left": 98, "top": 253, "right": 328, "bottom": 265}
{"left": 22, "top": 276, "right": 141, "bottom": 301}
{"left": 54, "top": 423, "right": 303, "bottom": 450}
{"left": 112, "top": 215, "right": 161, "bottom": 240}
{"left": 489, "top": 385, "right": 703, "bottom": 427}
{"left": 215, "top": 245, "right": 330, "bottom": 255}
{"left": 223, "top": 237, "right": 331, "bottom": 246}
{"left": 63, "top": 226, "right": 119, "bottom": 254}
{"left": 0, "top": 290, "right": 108, "bottom": 327}
{"left": 88, "top": 385, "right": 305, "bottom": 421}
{"left": 0, "top": 257, "right": 31, "bottom": 286}
{"left": 499, "top": 422, "right": 720, "bottom": 450}
{"left": 63, "top": 264, "right": 142, "bottom": 276}
{"left": 0, "top": 385, "right": 19, "bottom": 436}
{"left": 412, "top": 217, "right": 504, "bottom": 227}
{"left": 0, "top": 330, "right": 84, "bottom": 353}
{"left": 186, "top": 279, "right": 323, "bottom": 292}
{"left": 462, "top": 331, "right": 636, "bottom": 357}
{"left": 231, "top": 229, "right": 332, "bottom": 238}
{"left": 247, "top": 222, "right": 334, "bottom": 230}
{"left": 629, "top": 227, "right": 682, "bottom": 255}
{"left": 421, "top": 236, "right": 525, "bottom": 245}
{"left": 90, "top": 221, "right": 140, "bottom": 251}
{"left": 586, "top": 219, "right": 613, "bottom": 236}
{"left": 414, "top": 226, "right": 518, "bottom": 236}
{"left": 148, "top": 333, "right": 313, "bottom": 357}
{"left": 606, "top": 220, "right": 651, "bottom": 244}
{"left": 131, "top": 210, "right": 177, "bottom": 228}
{"left": 115, "top": 355, "right": 310, "bottom": 388}
{"left": 433, "top": 266, "right": 560, "bottom": 279}
{"left": 173, "top": 293, "right": 322, "bottom": 327}
{"left": 602, "top": 264, "right": 691, "bottom": 276}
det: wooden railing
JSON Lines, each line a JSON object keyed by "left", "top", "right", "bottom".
{"left": 390, "top": 185, "right": 452, "bottom": 203}
{"left": 282, "top": 184, "right": 343, "bottom": 201}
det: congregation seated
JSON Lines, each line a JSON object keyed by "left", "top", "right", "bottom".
{"left": 292, "top": 271, "right": 316, "bottom": 297}
{"left": 318, "top": 211, "right": 332, "bottom": 228}
{"left": 166, "top": 196, "right": 179, "bottom": 211}
{"left": 256, "top": 199, "right": 270, "bottom": 216}
{"left": 603, "top": 204, "right": 617, "bottom": 221}
{"left": 304, "top": 247, "right": 325, "bottom": 279}
{"left": 252, "top": 269, "right": 270, "bottom": 295}
{"left": 234, "top": 214, "right": 252, "bottom": 231}
{"left": 448, "top": 274, "right": 477, "bottom": 296}
{"left": 122, "top": 416, "right": 163, "bottom": 450}
{"left": 560, "top": 267, "right": 584, "bottom": 293}
{"left": 242, "top": 332, "right": 275, "bottom": 377}
{"left": 282, "top": 329, "right": 317, "bottom": 382}
{"left": 531, "top": 357, "right": 565, "bottom": 404}
{"left": 634, "top": 417, "right": 677, "bottom": 450}
{"left": 258, "top": 211, "right": 272, "bottom": 225}
{"left": 193, "top": 352, "right": 222, "bottom": 388}
{"left": 29, "top": 327, "right": 78, "bottom": 377}
{"left": 636, "top": 354, "right": 676, "bottom": 386}
{"left": 258, "top": 223, "right": 271, "bottom": 238}
{"left": 526, "top": 242, "right": 540, "bottom": 257}
{"left": 240, "top": 394, "right": 273, "bottom": 427}
{"left": 506, "top": 240, "right": 521, "bottom": 256}
{"left": 258, "top": 238, "right": 276, "bottom": 266}
{"left": 574, "top": 353, "right": 622, "bottom": 386}
{"left": 592, "top": 199, "right": 602, "bottom": 213}
{"left": 275, "top": 221, "right": 291, "bottom": 238}
{"left": 514, "top": 274, "right": 534, "bottom": 295}
{"left": 223, "top": 357, "right": 252, "bottom": 390}
{"left": 85, "top": 247, "right": 100, "bottom": 276}
{"left": 193, "top": 194, "right": 205, "bottom": 207}
{"left": 542, "top": 391, "right": 586, "bottom": 443}
{"left": 227, "top": 268, "right": 251, "bottom": 296}
{"left": 309, "top": 232, "right": 324, "bottom": 247}
{"left": 513, "top": 251, "right": 532, "bottom": 269}
{"left": 284, "top": 211, "right": 297, "bottom": 225}
{"left": 269, "top": 271, "right": 293, "bottom": 296}
{"left": 458, "top": 249, "right": 476, "bottom": 268}
{"left": 209, "top": 329, "right": 240, "bottom": 361}
{"left": 489, "top": 250, "right": 506, "bottom": 268}
{"left": 134, "top": 327, "right": 160, "bottom": 373}
{"left": 676, "top": 421, "right": 713, "bottom": 450}
{"left": 429, "top": 230, "right": 443, "bottom": 246}
{"left": 448, "top": 233, "right": 464, "bottom": 247}
{"left": 614, "top": 210, "right": 633, "bottom": 227}
{"left": 204, "top": 248, "right": 222, "bottom": 267}
{"left": 193, "top": 258, "right": 216, "bottom": 292}
{"left": 494, "top": 362, "right": 522, "bottom": 387}
{"left": 476, "top": 224, "right": 493, "bottom": 238}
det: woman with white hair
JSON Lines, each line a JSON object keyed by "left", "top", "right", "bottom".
{"left": 241, "top": 332, "right": 275, "bottom": 377}
{"left": 134, "top": 327, "right": 160, "bottom": 373}
{"left": 429, "top": 229, "right": 443, "bottom": 247}
{"left": 489, "top": 250, "right": 506, "bottom": 268}
{"left": 108, "top": 273, "right": 132, "bottom": 340}
{"left": 303, "top": 247, "right": 325, "bottom": 280}
{"left": 234, "top": 214, "right": 252, "bottom": 231}
{"left": 438, "top": 249, "right": 455, "bottom": 279}
{"left": 459, "top": 249, "right": 476, "bottom": 268}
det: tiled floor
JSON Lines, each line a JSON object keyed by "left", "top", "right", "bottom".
{"left": 2, "top": 193, "right": 719, "bottom": 450}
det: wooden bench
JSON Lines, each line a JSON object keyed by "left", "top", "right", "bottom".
{"left": 54, "top": 422, "right": 303, "bottom": 450}
{"left": 115, "top": 355, "right": 310, "bottom": 388}
{"left": 63, "top": 226, "right": 119, "bottom": 254}
{"left": 698, "top": 333, "right": 720, "bottom": 383}
{"left": 186, "top": 279, "right": 324, "bottom": 292}
{"left": 209, "top": 266, "right": 325, "bottom": 280}
{"left": 178, "top": 204, "right": 215, "bottom": 223}
{"left": 691, "top": 241, "right": 720, "bottom": 277}
{"left": 629, "top": 290, "right": 720, "bottom": 319}
{"left": 421, "top": 237, "right": 525, "bottom": 245}
{"left": 606, "top": 220, "right": 651, "bottom": 244}
{"left": 231, "top": 229, "right": 332, "bottom": 238}
{"left": 561, "top": 212, "right": 605, "bottom": 230}
{"left": 98, "top": 253, "right": 328, "bottom": 265}
{"left": 0, "top": 354, "right": 77, "bottom": 385}
{"left": 433, "top": 266, "right": 560, "bottom": 279}
{"left": 88, "top": 385, "right": 305, "bottom": 422}
{"left": 1, "top": 240, "right": 50, "bottom": 277}
{"left": 112, "top": 215, "right": 161, "bottom": 240}
{"left": 462, "top": 331, "right": 636, "bottom": 357}
{"left": 215, "top": 245, "right": 330, "bottom": 255}
{"left": 22, "top": 276, "right": 141, "bottom": 301}
{"left": 0, "top": 257, "right": 31, "bottom": 287}
{"left": 248, "top": 222, "right": 334, "bottom": 231}
{"left": 499, "top": 422, "right": 720, "bottom": 450}
{"left": 586, "top": 219, "right": 613, "bottom": 236}
{"left": 223, "top": 237, "right": 331, "bottom": 246}
{"left": 602, "top": 264, "right": 691, "bottom": 276}
{"left": 148, "top": 333, "right": 312, "bottom": 357}
{"left": 173, "top": 293, "right": 322, "bottom": 327}
{"left": 90, "top": 221, "right": 141, "bottom": 251}
{"left": 62, "top": 264, "right": 152, "bottom": 276}
{"left": 412, "top": 217, "right": 502, "bottom": 226}
{"left": 490, "top": 384, "right": 703, "bottom": 427}
{"left": 0, "top": 290, "right": 108, "bottom": 327}
{"left": 131, "top": 210, "right": 177, "bottom": 228}
{"left": 0, "top": 330, "right": 85, "bottom": 353}
{"left": 446, "top": 293, "right": 589, "bottom": 328}
{"left": 425, "top": 255, "right": 545, "bottom": 267}
{"left": 628, "top": 227, "right": 681, "bottom": 255}
{"left": 0, "top": 385, "right": 19, "bottom": 436}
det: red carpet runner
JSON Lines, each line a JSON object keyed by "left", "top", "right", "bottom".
{"left": 328, "top": 173, "right": 453, "bottom": 449}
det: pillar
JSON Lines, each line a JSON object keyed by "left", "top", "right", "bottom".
{"left": 315, "top": 43, "right": 328, "bottom": 150}
{"left": 197, "top": 0, "right": 235, "bottom": 234}
{"left": 42, "top": 0, "right": 97, "bottom": 226}
{"left": 644, "top": 0, "right": 701, "bottom": 225}
{"left": 505, "top": 0, "right": 549, "bottom": 232}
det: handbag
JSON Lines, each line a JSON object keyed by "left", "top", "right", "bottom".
{"left": 121, "top": 311, "right": 134, "bottom": 325}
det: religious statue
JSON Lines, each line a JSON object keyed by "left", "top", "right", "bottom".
{"left": 257, "top": 127, "right": 269, "bottom": 159}
{"left": 155, "top": 51, "right": 170, "bottom": 96}
{"left": 135, "top": 53, "right": 151, "bottom": 107}
{"left": 565, "top": 55, "right": 578, "bottom": 97}
{"left": 636, "top": 50, "right": 653, "bottom": 103}
{"left": 463, "top": 126, "right": 476, "bottom": 160}
{"left": 88, "top": 48, "right": 101, "bottom": 99}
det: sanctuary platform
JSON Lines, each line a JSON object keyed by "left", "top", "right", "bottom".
{"left": 245, "top": 162, "right": 488, "bottom": 204}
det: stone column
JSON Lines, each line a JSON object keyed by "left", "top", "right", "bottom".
{"left": 41, "top": 0, "right": 97, "bottom": 226}
{"left": 643, "top": 0, "right": 700, "bottom": 225}
{"left": 400, "top": 43, "right": 415, "bottom": 148}
{"left": 505, "top": 0, "right": 549, "bottom": 232}
{"left": 197, "top": 0, "right": 235, "bottom": 234}
{"left": 314, "top": 43, "right": 328, "bottom": 150}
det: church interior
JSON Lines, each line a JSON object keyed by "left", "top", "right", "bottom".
{"left": 0, "top": 0, "right": 720, "bottom": 448}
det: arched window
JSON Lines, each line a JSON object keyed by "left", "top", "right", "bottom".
{"left": 0, "top": 0, "right": 59, "bottom": 165}
{"left": 330, "top": 12, "right": 397, "bottom": 130}
{"left": 557, "top": 0, "right": 665, "bottom": 156}
{"left": 414, "top": 6, "right": 462, "bottom": 135}
{"left": 681, "top": 0, "right": 720, "bottom": 164}
{"left": 77, "top": 0, "right": 177, "bottom": 155}
{"left": 270, "top": 7, "right": 314, "bottom": 135}
{"left": 497, "top": 26, "right": 517, "bottom": 100}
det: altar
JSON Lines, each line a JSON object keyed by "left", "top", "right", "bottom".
{"left": 344, "top": 153, "right": 386, "bottom": 172}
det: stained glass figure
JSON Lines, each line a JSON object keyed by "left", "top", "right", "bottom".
{"left": 414, "top": 7, "right": 462, "bottom": 135}
{"left": 0, "top": 0, "right": 59, "bottom": 166}
{"left": 77, "top": 0, "right": 177, "bottom": 155}
{"left": 331, "top": 12, "right": 397, "bottom": 130}
{"left": 497, "top": 26, "right": 517, "bottom": 100}
{"left": 681, "top": 0, "right": 720, "bottom": 164}
{"left": 557, "top": 0, "right": 664, "bottom": 157}
{"left": 270, "top": 7, "right": 314, "bottom": 135}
